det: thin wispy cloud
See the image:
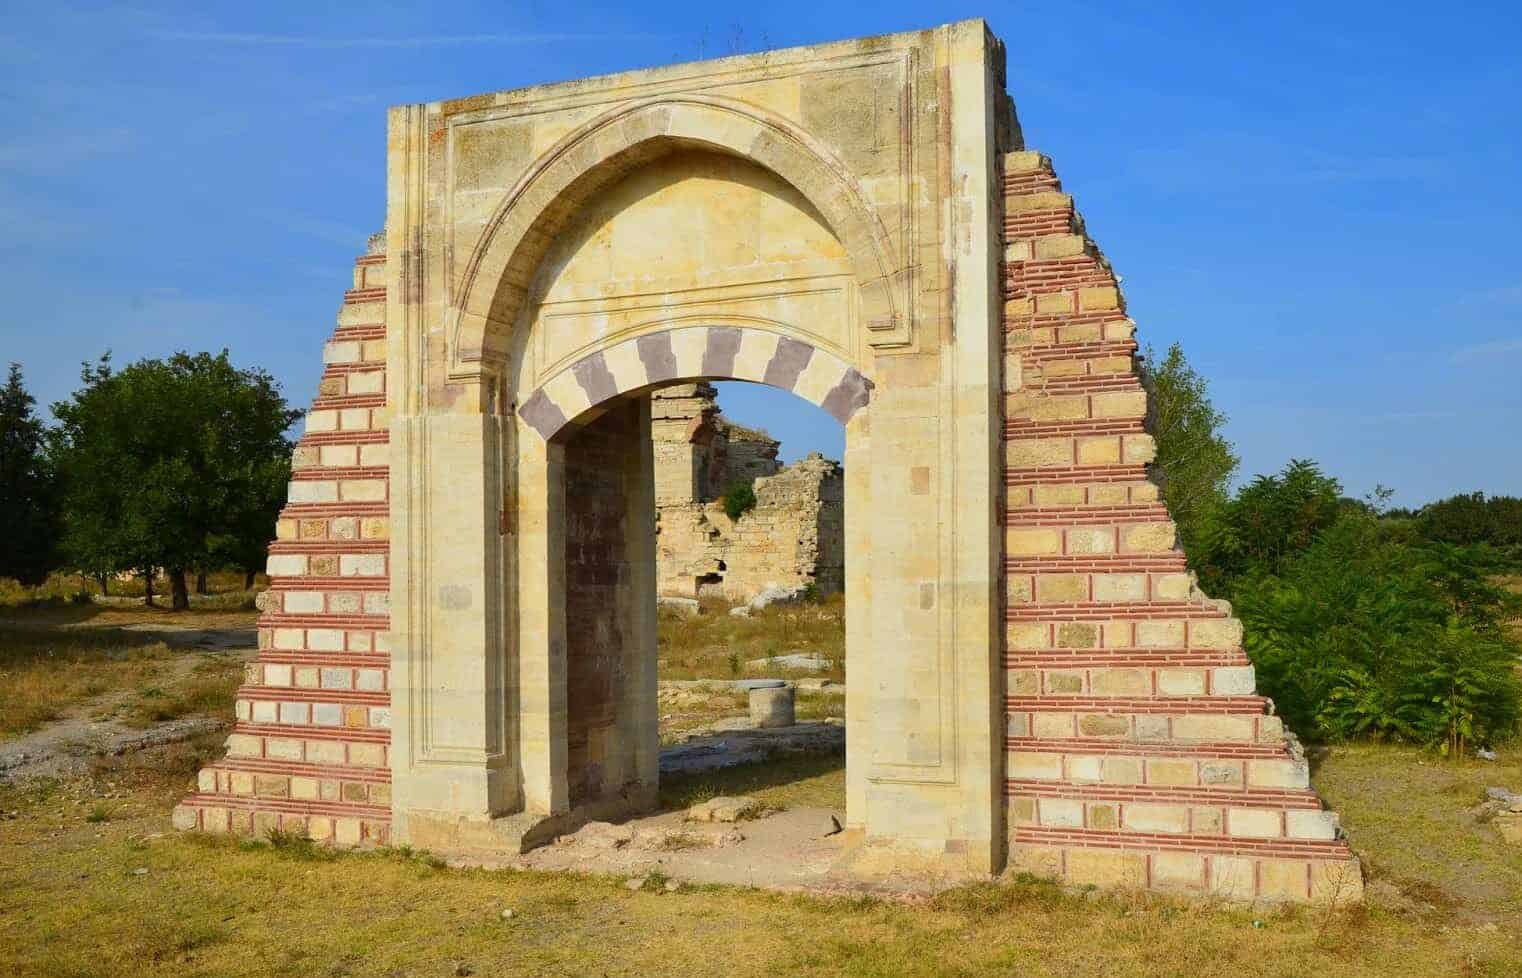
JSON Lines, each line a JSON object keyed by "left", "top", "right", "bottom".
{"left": 1360, "top": 410, "right": 1457, "bottom": 423}
{"left": 250, "top": 209, "right": 371, "bottom": 249}
{"left": 0, "top": 126, "right": 136, "bottom": 169}
{"left": 1451, "top": 338, "right": 1522, "bottom": 364}
{"left": 148, "top": 31, "right": 666, "bottom": 48}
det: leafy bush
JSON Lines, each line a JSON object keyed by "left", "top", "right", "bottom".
{"left": 721, "top": 480, "right": 757, "bottom": 521}
{"left": 1228, "top": 512, "right": 1521, "bottom": 751}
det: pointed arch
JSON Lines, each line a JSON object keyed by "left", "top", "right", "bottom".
{"left": 449, "top": 95, "right": 905, "bottom": 382}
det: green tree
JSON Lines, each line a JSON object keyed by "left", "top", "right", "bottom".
{"left": 51, "top": 352, "right": 299, "bottom": 609}
{"left": 1139, "top": 343, "right": 1238, "bottom": 556}
{"left": 0, "top": 363, "right": 57, "bottom": 585}
{"left": 1195, "top": 459, "right": 1343, "bottom": 592}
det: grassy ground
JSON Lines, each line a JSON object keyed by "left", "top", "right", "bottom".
{"left": 3, "top": 585, "right": 1520, "bottom": 975}
{"left": 659, "top": 752, "right": 847, "bottom": 812}
{"left": 0, "top": 626, "right": 245, "bottom": 740}
{"left": 0, "top": 573, "right": 256, "bottom": 740}
{"left": 1314, "top": 743, "right": 1522, "bottom": 916}
{"left": 657, "top": 684, "right": 844, "bottom": 744}
{"left": 657, "top": 593, "right": 845, "bottom": 681}
{"left": 1, "top": 748, "right": 1518, "bottom": 978}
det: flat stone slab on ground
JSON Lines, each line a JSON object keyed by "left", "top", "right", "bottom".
{"left": 658, "top": 720, "right": 845, "bottom": 776}
{"left": 744, "top": 653, "right": 832, "bottom": 672}
{"left": 687, "top": 796, "right": 761, "bottom": 823}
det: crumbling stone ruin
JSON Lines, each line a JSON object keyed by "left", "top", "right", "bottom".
{"left": 175, "top": 20, "right": 1363, "bottom": 903}
{"left": 651, "top": 384, "right": 844, "bottom": 601}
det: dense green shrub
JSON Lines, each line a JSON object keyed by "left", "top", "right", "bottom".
{"left": 721, "top": 480, "right": 757, "bottom": 522}
{"left": 1227, "top": 512, "right": 1521, "bottom": 751}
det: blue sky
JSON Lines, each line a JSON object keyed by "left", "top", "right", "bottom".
{"left": 2, "top": 2, "right": 1518, "bottom": 505}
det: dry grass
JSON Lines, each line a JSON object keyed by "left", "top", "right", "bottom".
{"left": 128, "top": 657, "right": 244, "bottom": 727}
{"left": 2, "top": 748, "right": 1520, "bottom": 978}
{"left": 659, "top": 751, "right": 846, "bottom": 812}
{"left": 1313, "top": 743, "right": 1522, "bottom": 916}
{"left": 0, "top": 628, "right": 175, "bottom": 738}
{"left": 657, "top": 593, "right": 845, "bottom": 681}
{"left": 0, "top": 626, "right": 246, "bottom": 739}
{"left": 656, "top": 685, "right": 844, "bottom": 744}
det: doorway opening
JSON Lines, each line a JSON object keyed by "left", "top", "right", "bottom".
{"left": 550, "top": 378, "right": 850, "bottom": 841}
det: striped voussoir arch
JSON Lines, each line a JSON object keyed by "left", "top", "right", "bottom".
{"left": 517, "top": 325, "right": 872, "bottom": 440}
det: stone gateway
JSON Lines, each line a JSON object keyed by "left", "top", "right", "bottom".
{"left": 175, "top": 20, "right": 1362, "bottom": 902}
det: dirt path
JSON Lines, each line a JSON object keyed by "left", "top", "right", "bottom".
{"left": 0, "top": 625, "right": 254, "bottom": 783}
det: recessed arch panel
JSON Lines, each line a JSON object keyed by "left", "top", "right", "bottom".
{"left": 451, "top": 95, "right": 907, "bottom": 381}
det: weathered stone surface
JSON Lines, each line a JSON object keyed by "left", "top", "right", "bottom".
{"left": 687, "top": 796, "right": 762, "bottom": 823}
{"left": 749, "top": 686, "right": 796, "bottom": 728}
{"left": 653, "top": 386, "right": 843, "bottom": 604}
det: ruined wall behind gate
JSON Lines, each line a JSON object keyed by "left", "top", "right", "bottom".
{"left": 997, "top": 151, "right": 1363, "bottom": 901}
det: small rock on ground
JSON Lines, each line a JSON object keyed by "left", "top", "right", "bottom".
{"left": 687, "top": 796, "right": 761, "bottom": 823}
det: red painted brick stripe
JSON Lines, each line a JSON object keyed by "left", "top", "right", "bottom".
{"left": 1007, "top": 739, "right": 1286, "bottom": 759}
{"left": 1005, "top": 653, "right": 1249, "bottom": 668}
{"left": 207, "top": 758, "right": 391, "bottom": 782}
{"left": 1005, "top": 781, "right": 1323, "bottom": 809}
{"left": 1005, "top": 556, "right": 1185, "bottom": 571}
{"left": 266, "top": 579, "right": 390, "bottom": 593}
{"left": 280, "top": 502, "right": 388, "bottom": 518}
{"left": 311, "top": 393, "right": 387, "bottom": 410}
{"left": 321, "top": 360, "right": 386, "bottom": 373}
{"left": 1007, "top": 464, "right": 1149, "bottom": 484}
{"left": 1005, "top": 420, "right": 1146, "bottom": 439}
{"left": 1006, "top": 696, "right": 1267, "bottom": 713}
{"left": 289, "top": 465, "right": 389, "bottom": 481}
{"left": 181, "top": 793, "right": 389, "bottom": 819}
{"left": 1006, "top": 602, "right": 1225, "bottom": 621}
{"left": 1003, "top": 504, "right": 1170, "bottom": 524}
{"left": 258, "top": 613, "right": 389, "bottom": 629}
{"left": 234, "top": 723, "right": 389, "bottom": 744}
{"left": 299, "top": 432, "right": 390, "bottom": 449}
{"left": 1013, "top": 827, "right": 1353, "bottom": 860}
{"left": 237, "top": 687, "right": 389, "bottom": 706}
{"left": 266, "top": 540, "right": 390, "bottom": 554}
{"left": 255, "top": 651, "right": 389, "bottom": 667}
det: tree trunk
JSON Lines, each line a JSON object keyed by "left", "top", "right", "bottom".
{"left": 97, "top": 572, "right": 109, "bottom": 596}
{"left": 143, "top": 569, "right": 155, "bottom": 607}
{"left": 169, "top": 568, "right": 190, "bottom": 611}
{"left": 244, "top": 568, "right": 256, "bottom": 590}
{"left": 195, "top": 570, "right": 208, "bottom": 595}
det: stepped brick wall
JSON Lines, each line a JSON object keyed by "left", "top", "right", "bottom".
{"left": 998, "top": 150, "right": 1362, "bottom": 902}
{"left": 173, "top": 245, "right": 393, "bottom": 845}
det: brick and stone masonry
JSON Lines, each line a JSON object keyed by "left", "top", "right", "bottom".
{"left": 171, "top": 22, "right": 1362, "bottom": 903}
{"left": 998, "top": 151, "right": 1363, "bottom": 902}
{"left": 173, "top": 236, "right": 393, "bottom": 846}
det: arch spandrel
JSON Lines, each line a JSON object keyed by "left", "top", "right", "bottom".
{"left": 517, "top": 324, "right": 873, "bottom": 441}
{"left": 450, "top": 95, "right": 910, "bottom": 384}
